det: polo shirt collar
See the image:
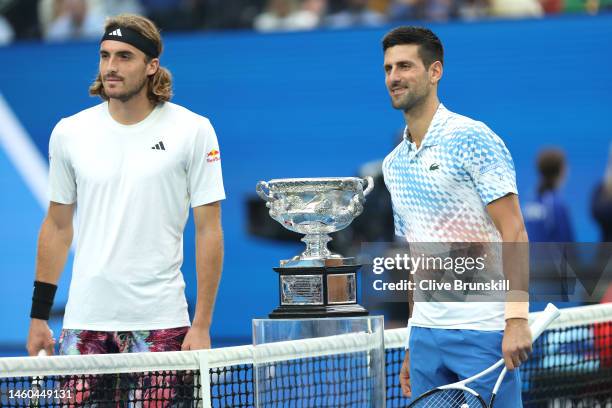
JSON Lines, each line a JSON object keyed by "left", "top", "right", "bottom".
{"left": 403, "top": 103, "right": 448, "bottom": 148}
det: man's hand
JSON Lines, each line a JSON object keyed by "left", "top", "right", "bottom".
{"left": 502, "top": 318, "right": 532, "bottom": 370}
{"left": 181, "top": 326, "right": 211, "bottom": 350}
{"left": 399, "top": 350, "right": 411, "bottom": 397}
{"left": 27, "top": 319, "right": 55, "bottom": 356}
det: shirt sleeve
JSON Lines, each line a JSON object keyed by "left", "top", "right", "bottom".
{"left": 465, "top": 123, "right": 518, "bottom": 206}
{"left": 48, "top": 120, "right": 76, "bottom": 204}
{"left": 187, "top": 118, "right": 226, "bottom": 207}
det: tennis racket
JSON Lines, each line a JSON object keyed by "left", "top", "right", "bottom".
{"left": 407, "top": 303, "right": 561, "bottom": 408}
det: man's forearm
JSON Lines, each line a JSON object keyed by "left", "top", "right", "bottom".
{"left": 501, "top": 226, "right": 529, "bottom": 295}
{"left": 487, "top": 195, "right": 530, "bottom": 301}
{"left": 192, "top": 229, "right": 223, "bottom": 328}
{"left": 500, "top": 223, "right": 529, "bottom": 243}
{"left": 35, "top": 217, "right": 73, "bottom": 284}
{"left": 499, "top": 223, "right": 530, "bottom": 328}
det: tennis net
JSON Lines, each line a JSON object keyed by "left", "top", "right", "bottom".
{"left": 384, "top": 303, "right": 612, "bottom": 407}
{"left": 1, "top": 303, "right": 611, "bottom": 407}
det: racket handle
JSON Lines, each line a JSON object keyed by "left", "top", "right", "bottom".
{"left": 530, "top": 303, "right": 560, "bottom": 341}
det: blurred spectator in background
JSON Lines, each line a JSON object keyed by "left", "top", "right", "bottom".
{"left": 330, "top": 158, "right": 395, "bottom": 256}
{"left": 0, "top": 14, "right": 15, "bottom": 45}
{"left": 38, "top": 0, "right": 144, "bottom": 42}
{"left": 457, "top": 0, "right": 490, "bottom": 20}
{"left": 301, "top": 0, "right": 328, "bottom": 24}
{"left": 89, "top": 0, "right": 143, "bottom": 16}
{"left": 1, "top": 0, "right": 611, "bottom": 42}
{"left": 39, "top": 0, "right": 104, "bottom": 41}
{"left": 563, "top": 0, "right": 612, "bottom": 13}
{"left": 156, "top": 0, "right": 259, "bottom": 31}
{"left": 254, "top": 0, "right": 325, "bottom": 31}
{"left": 204, "top": 0, "right": 263, "bottom": 30}
{"left": 540, "top": 0, "right": 563, "bottom": 13}
{"left": 330, "top": 130, "right": 402, "bottom": 256}
{"left": 489, "top": 0, "right": 543, "bottom": 17}
{"left": 592, "top": 144, "right": 612, "bottom": 242}
{"left": 140, "top": 0, "right": 188, "bottom": 30}
{"left": 140, "top": 0, "right": 210, "bottom": 31}
{"left": 1, "top": 0, "right": 38, "bottom": 41}
{"left": 387, "top": 0, "right": 419, "bottom": 21}
{"left": 325, "top": 0, "right": 385, "bottom": 28}
{"left": 388, "top": 0, "right": 457, "bottom": 22}
{"left": 524, "top": 148, "right": 574, "bottom": 242}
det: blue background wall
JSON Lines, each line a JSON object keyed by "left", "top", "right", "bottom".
{"left": 1, "top": 14, "right": 611, "bottom": 355}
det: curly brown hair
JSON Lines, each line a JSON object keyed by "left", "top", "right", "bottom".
{"left": 89, "top": 14, "right": 172, "bottom": 103}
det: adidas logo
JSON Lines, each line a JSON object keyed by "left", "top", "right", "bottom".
{"left": 151, "top": 141, "right": 166, "bottom": 151}
{"left": 108, "top": 28, "right": 122, "bottom": 37}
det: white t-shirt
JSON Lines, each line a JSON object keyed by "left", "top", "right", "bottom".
{"left": 382, "top": 104, "right": 518, "bottom": 331}
{"left": 48, "top": 102, "right": 225, "bottom": 331}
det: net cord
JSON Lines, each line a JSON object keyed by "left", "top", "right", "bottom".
{"left": 0, "top": 332, "right": 378, "bottom": 378}
{"left": 0, "top": 350, "right": 202, "bottom": 378}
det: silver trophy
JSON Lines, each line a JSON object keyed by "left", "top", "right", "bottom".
{"left": 256, "top": 177, "right": 373, "bottom": 317}
{"left": 256, "top": 177, "right": 374, "bottom": 267}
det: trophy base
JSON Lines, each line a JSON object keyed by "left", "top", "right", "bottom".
{"left": 269, "top": 304, "right": 369, "bottom": 319}
{"left": 270, "top": 264, "right": 368, "bottom": 319}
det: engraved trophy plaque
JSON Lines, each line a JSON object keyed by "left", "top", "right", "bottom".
{"left": 256, "top": 177, "right": 373, "bottom": 318}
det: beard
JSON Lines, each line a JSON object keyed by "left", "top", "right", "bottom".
{"left": 391, "top": 85, "right": 429, "bottom": 113}
{"left": 105, "top": 75, "right": 148, "bottom": 103}
{"left": 389, "top": 72, "right": 432, "bottom": 113}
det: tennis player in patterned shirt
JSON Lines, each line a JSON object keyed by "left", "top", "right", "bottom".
{"left": 381, "top": 26, "right": 532, "bottom": 407}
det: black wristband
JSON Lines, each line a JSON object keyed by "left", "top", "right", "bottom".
{"left": 30, "top": 281, "right": 57, "bottom": 320}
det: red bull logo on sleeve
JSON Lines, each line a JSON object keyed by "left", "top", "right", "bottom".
{"left": 206, "top": 149, "right": 220, "bottom": 163}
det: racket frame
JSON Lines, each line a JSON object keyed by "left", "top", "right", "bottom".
{"left": 407, "top": 303, "right": 561, "bottom": 408}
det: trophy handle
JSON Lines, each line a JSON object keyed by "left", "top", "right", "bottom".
{"left": 341, "top": 177, "right": 373, "bottom": 218}
{"left": 346, "top": 195, "right": 364, "bottom": 218}
{"left": 362, "top": 176, "right": 374, "bottom": 196}
{"left": 256, "top": 181, "right": 273, "bottom": 202}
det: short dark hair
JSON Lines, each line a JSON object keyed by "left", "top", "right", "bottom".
{"left": 382, "top": 26, "right": 444, "bottom": 68}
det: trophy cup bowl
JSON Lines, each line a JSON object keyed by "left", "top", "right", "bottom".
{"left": 256, "top": 177, "right": 374, "bottom": 267}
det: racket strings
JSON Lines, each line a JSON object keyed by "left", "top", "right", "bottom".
{"left": 411, "top": 388, "right": 486, "bottom": 407}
